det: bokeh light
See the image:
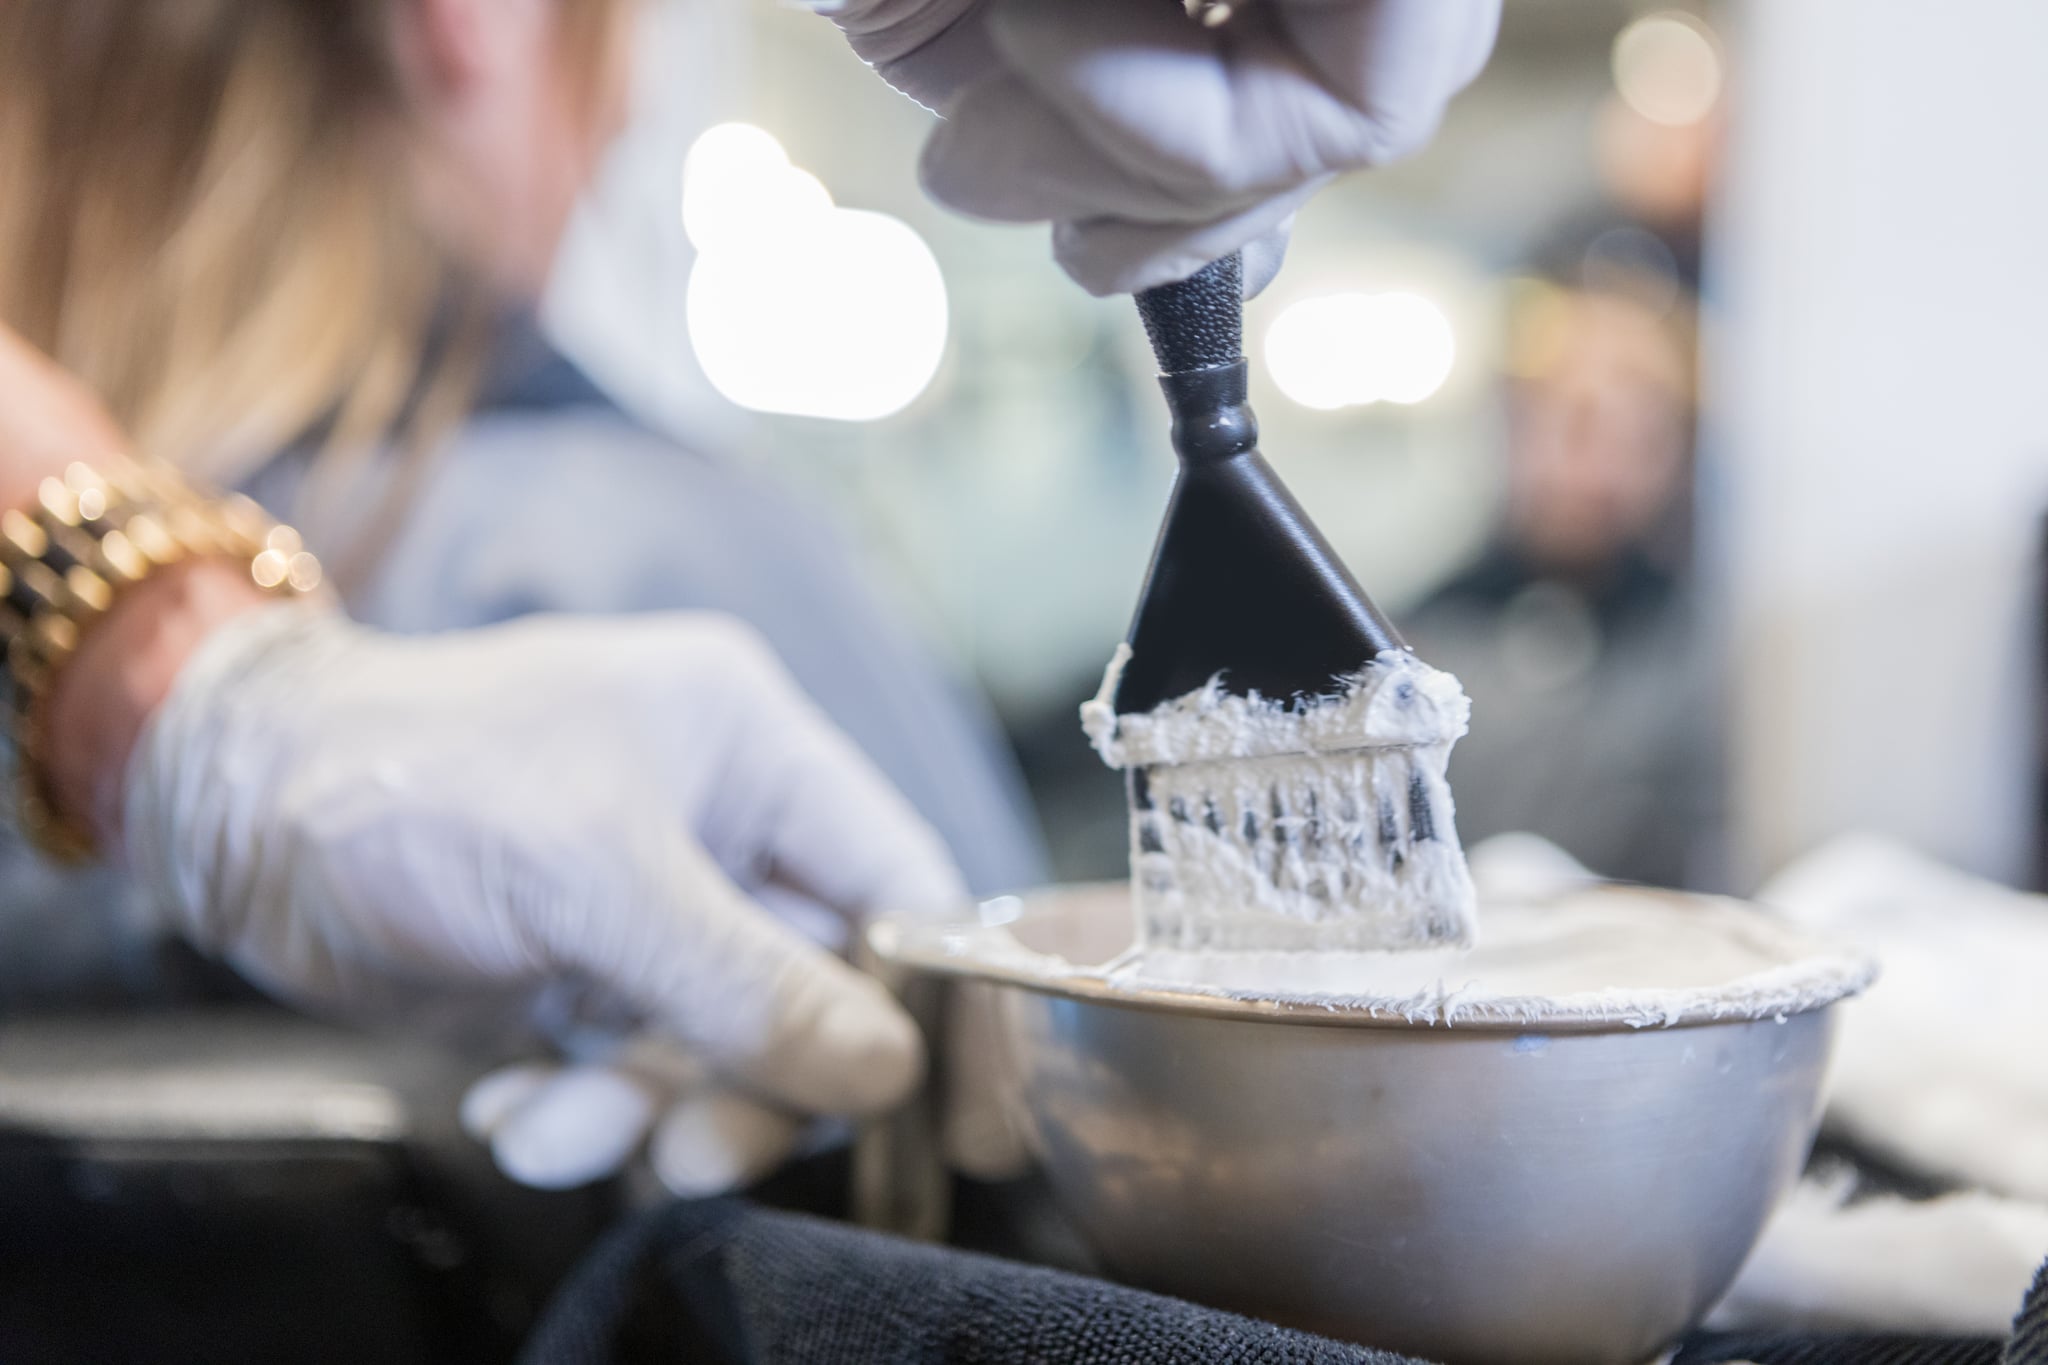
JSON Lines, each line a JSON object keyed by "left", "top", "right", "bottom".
{"left": 1263, "top": 291, "right": 1457, "bottom": 411}
{"left": 682, "top": 123, "right": 947, "bottom": 422}
{"left": 1611, "top": 12, "right": 1722, "bottom": 127}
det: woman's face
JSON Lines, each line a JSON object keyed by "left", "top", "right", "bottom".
{"left": 397, "top": 0, "right": 635, "bottom": 297}
{"left": 1505, "top": 291, "right": 1692, "bottom": 572}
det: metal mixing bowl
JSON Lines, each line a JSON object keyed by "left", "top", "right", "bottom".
{"left": 872, "top": 884, "right": 1859, "bottom": 1365}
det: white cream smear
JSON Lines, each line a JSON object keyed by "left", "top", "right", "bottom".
{"left": 885, "top": 882, "right": 1878, "bottom": 1029}
{"left": 1082, "top": 645, "right": 1479, "bottom": 952}
{"left": 1004, "top": 645, "right": 1877, "bottom": 1028}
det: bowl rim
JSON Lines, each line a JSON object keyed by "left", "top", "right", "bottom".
{"left": 867, "top": 882, "right": 1876, "bottom": 1035}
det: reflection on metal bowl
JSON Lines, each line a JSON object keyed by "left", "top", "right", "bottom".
{"left": 871, "top": 883, "right": 1860, "bottom": 1365}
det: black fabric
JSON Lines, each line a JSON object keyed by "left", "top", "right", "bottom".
{"left": 2012, "top": 1259, "right": 2048, "bottom": 1364}
{"left": 518, "top": 1198, "right": 1423, "bottom": 1365}
{"left": 1673, "top": 1335, "right": 2003, "bottom": 1365}
{"left": 523, "top": 1194, "right": 2048, "bottom": 1365}
{"left": 1672, "top": 1257, "right": 2048, "bottom": 1365}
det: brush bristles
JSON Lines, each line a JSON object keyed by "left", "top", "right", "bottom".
{"left": 1085, "top": 646, "right": 1478, "bottom": 952}
{"left": 1130, "top": 742, "right": 1477, "bottom": 952}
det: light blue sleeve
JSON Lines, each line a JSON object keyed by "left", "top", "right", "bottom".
{"left": 327, "top": 406, "right": 1051, "bottom": 899}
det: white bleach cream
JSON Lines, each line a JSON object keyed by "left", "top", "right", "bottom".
{"left": 1082, "top": 645, "right": 1479, "bottom": 952}
{"left": 882, "top": 881, "right": 1877, "bottom": 1030}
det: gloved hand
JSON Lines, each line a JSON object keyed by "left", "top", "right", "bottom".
{"left": 816, "top": 0, "right": 1500, "bottom": 296}
{"left": 124, "top": 605, "right": 1021, "bottom": 1192}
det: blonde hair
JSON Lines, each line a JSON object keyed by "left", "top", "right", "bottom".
{"left": 0, "top": 0, "right": 622, "bottom": 581}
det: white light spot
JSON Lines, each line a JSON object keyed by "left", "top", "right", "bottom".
{"left": 682, "top": 123, "right": 947, "bottom": 422}
{"left": 979, "top": 895, "right": 1025, "bottom": 926}
{"left": 1611, "top": 12, "right": 1722, "bottom": 127}
{"left": 1263, "top": 291, "right": 1456, "bottom": 411}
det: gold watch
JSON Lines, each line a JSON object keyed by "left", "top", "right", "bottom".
{"left": 0, "top": 459, "right": 322, "bottom": 863}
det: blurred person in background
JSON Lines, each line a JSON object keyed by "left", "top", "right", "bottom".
{"left": 0, "top": 0, "right": 1043, "bottom": 1196}
{"left": 1406, "top": 230, "right": 1720, "bottom": 888}
{"left": 0, "top": 0, "right": 1499, "bottom": 1203}
{"left": 1407, "top": 85, "right": 1725, "bottom": 890}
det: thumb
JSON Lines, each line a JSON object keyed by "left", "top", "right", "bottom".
{"left": 543, "top": 826, "right": 927, "bottom": 1119}
{"left": 460, "top": 1063, "right": 659, "bottom": 1190}
{"left": 1239, "top": 217, "right": 1294, "bottom": 299}
{"left": 650, "top": 1088, "right": 807, "bottom": 1197}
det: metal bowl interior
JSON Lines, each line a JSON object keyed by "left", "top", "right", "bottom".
{"left": 874, "top": 884, "right": 1847, "bottom": 1365}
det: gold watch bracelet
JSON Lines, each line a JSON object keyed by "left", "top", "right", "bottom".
{"left": 0, "top": 458, "right": 322, "bottom": 862}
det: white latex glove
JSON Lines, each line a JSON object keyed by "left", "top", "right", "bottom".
{"left": 1761, "top": 835, "right": 2048, "bottom": 1203}
{"left": 125, "top": 606, "right": 1021, "bottom": 1192}
{"left": 1710, "top": 1175, "right": 2048, "bottom": 1338}
{"left": 1464, "top": 831, "right": 1602, "bottom": 902}
{"left": 816, "top": 0, "right": 1500, "bottom": 295}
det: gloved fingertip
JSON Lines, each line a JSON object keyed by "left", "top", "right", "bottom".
{"left": 867, "top": 861, "right": 973, "bottom": 923}
{"left": 1052, "top": 182, "right": 1326, "bottom": 298}
{"left": 650, "top": 1092, "right": 804, "bottom": 1197}
{"left": 1239, "top": 219, "right": 1294, "bottom": 299}
{"left": 460, "top": 1064, "right": 556, "bottom": 1141}
{"left": 820, "top": 986, "right": 928, "bottom": 1114}
{"left": 738, "top": 975, "right": 927, "bottom": 1118}
{"left": 488, "top": 1066, "right": 657, "bottom": 1191}
{"left": 1051, "top": 222, "right": 1211, "bottom": 298}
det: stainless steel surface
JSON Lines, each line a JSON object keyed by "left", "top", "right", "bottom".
{"left": 875, "top": 888, "right": 1841, "bottom": 1365}
{"left": 852, "top": 939, "right": 952, "bottom": 1241}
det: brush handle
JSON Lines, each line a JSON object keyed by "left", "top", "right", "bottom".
{"left": 1116, "top": 250, "right": 1409, "bottom": 712}
{"left": 1135, "top": 255, "right": 1257, "bottom": 466}
{"left": 1135, "top": 253, "right": 1243, "bottom": 376}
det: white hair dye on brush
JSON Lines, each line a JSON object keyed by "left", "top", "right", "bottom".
{"left": 1083, "top": 645, "right": 1479, "bottom": 952}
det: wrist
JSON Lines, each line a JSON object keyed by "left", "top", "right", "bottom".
{"left": 0, "top": 453, "right": 327, "bottom": 861}
{"left": 41, "top": 557, "right": 275, "bottom": 851}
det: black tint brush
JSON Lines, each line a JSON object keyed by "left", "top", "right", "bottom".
{"left": 1083, "top": 252, "right": 1479, "bottom": 952}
